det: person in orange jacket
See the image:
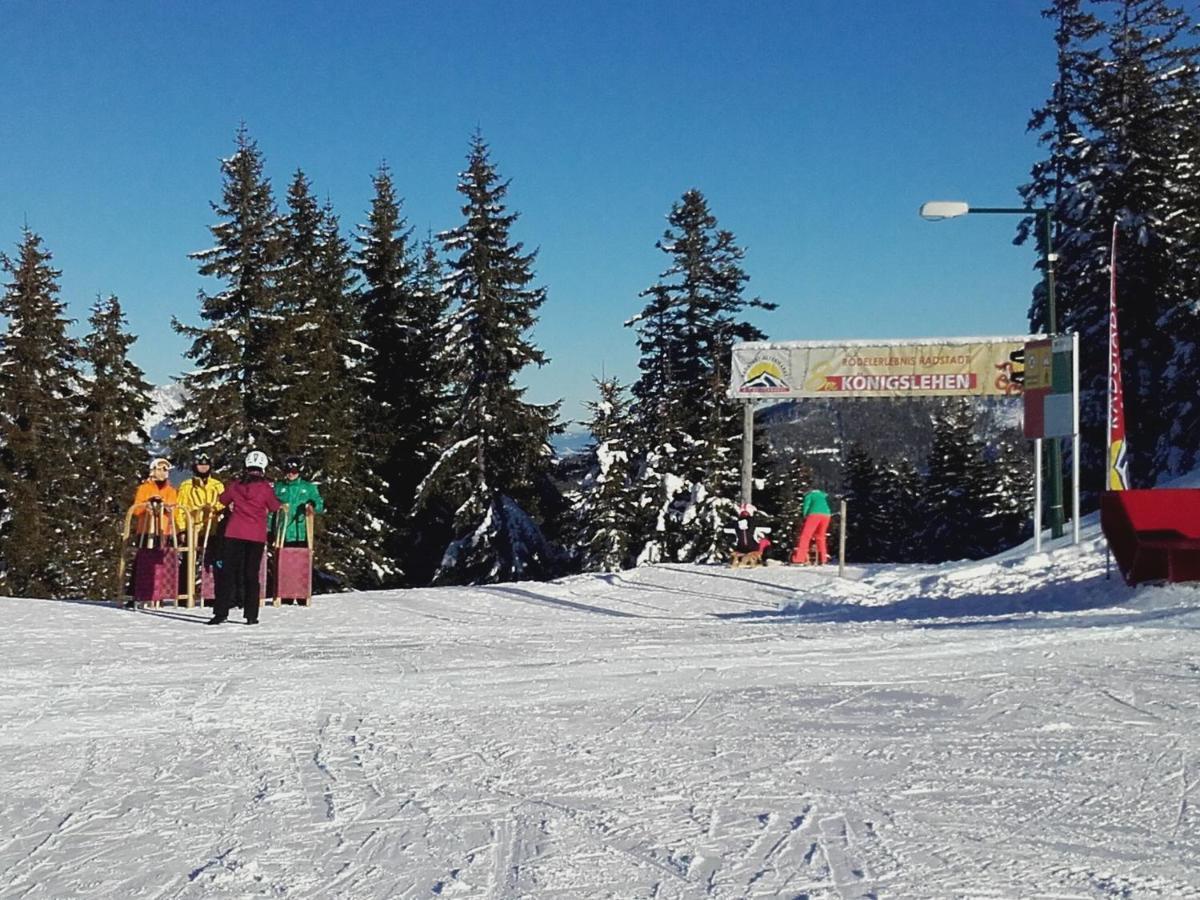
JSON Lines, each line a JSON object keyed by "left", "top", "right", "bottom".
{"left": 132, "top": 457, "right": 178, "bottom": 541}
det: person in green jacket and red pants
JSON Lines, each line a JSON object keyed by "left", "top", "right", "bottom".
{"left": 792, "top": 488, "right": 832, "bottom": 565}
{"left": 273, "top": 456, "right": 325, "bottom": 546}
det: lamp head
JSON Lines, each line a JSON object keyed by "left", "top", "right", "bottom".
{"left": 919, "top": 201, "right": 970, "bottom": 221}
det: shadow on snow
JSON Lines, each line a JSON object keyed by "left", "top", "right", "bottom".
{"left": 716, "top": 571, "right": 1200, "bottom": 630}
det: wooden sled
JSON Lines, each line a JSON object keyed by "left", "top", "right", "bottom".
{"left": 187, "top": 505, "right": 225, "bottom": 607}
{"left": 725, "top": 524, "right": 771, "bottom": 569}
{"left": 115, "top": 500, "right": 185, "bottom": 608}
{"left": 731, "top": 548, "right": 765, "bottom": 568}
{"left": 271, "top": 504, "right": 315, "bottom": 607}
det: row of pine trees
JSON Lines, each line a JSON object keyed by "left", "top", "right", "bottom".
{"left": 0, "top": 139, "right": 1043, "bottom": 595}
{"left": 2, "top": 0, "right": 1198, "bottom": 598}
{"left": 1021, "top": 0, "right": 1200, "bottom": 487}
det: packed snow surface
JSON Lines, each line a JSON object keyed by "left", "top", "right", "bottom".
{"left": 2, "top": 521, "right": 1199, "bottom": 898}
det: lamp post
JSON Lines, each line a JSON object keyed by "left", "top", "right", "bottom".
{"left": 919, "top": 200, "right": 1066, "bottom": 540}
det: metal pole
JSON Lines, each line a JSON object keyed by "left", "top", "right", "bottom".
{"left": 741, "top": 402, "right": 754, "bottom": 506}
{"left": 838, "top": 498, "right": 847, "bottom": 578}
{"left": 964, "top": 206, "right": 1065, "bottom": 539}
{"left": 1034, "top": 438, "right": 1043, "bottom": 553}
{"left": 1072, "top": 331, "right": 1081, "bottom": 545}
{"left": 1043, "top": 208, "right": 1065, "bottom": 539}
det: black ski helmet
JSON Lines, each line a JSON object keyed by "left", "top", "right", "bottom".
{"left": 192, "top": 451, "right": 212, "bottom": 475}
{"left": 284, "top": 456, "right": 303, "bottom": 475}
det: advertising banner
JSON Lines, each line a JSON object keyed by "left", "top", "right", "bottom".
{"left": 730, "top": 337, "right": 1031, "bottom": 400}
{"left": 1107, "top": 221, "right": 1130, "bottom": 490}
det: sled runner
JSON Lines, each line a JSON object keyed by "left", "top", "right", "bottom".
{"left": 271, "top": 504, "right": 315, "bottom": 607}
{"left": 789, "top": 544, "right": 821, "bottom": 566}
{"left": 116, "top": 500, "right": 185, "bottom": 608}
{"left": 187, "top": 505, "right": 222, "bottom": 606}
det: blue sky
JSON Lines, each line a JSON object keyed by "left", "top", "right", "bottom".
{"left": 1, "top": 0, "right": 1055, "bottom": 425}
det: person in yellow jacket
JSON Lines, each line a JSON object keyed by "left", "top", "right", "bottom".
{"left": 175, "top": 451, "right": 225, "bottom": 539}
{"left": 132, "top": 457, "right": 178, "bottom": 539}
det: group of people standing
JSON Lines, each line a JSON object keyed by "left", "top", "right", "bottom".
{"left": 731, "top": 487, "right": 833, "bottom": 566}
{"left": 131, "top": 451, "right": 324, "bottom": 626}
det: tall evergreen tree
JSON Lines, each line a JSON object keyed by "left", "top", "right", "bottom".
{"left": 570, "top": 377, "right": 638, "bottom": 572}
{"left": 76, "top": 294, "right": 153, "bottom": 598}
{"left": 0, "top": 229, "right": 83, "bottom": 597}
{"left": 274, "top": 174, "right": 396, "bottom": 587}
{"left": 399, "top": 237, "right": 458, "bottom": 585}
{"left": 173, "top": 125, "right": 283, "bottom": 470}
{"left": 418, "top": 133, "right": 562, "bottom": 585}
{"left": 354, "top": 166, "right": 416, "bottom": 528}
{"left": 355, "top": 171, "right": 453, "bottom": 583}
{"left": 271, "top": 169, "right": 327, "bottom": 462}
{"left": 625, "top": 190, "right": 775, "bottom": 562}
{"left": 323, "top": 209, "right": 393, "bottom": 586}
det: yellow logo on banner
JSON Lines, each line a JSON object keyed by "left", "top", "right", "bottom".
{"left": 741, "top": 360, "right": 789, "bottom": 391}
{"left": 1023, "top": 342, "right": 1053, "bottom": 391}
{"left": 1108, "top": 438, "right": 1130, "bottom": 490}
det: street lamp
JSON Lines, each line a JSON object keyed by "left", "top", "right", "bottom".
{"left": 919, "top": 200, "right": 1066, "bottom": 540}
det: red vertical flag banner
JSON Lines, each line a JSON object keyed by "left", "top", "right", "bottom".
{"left": 1108, "top": 221, "right": 1130, "bottom": 490}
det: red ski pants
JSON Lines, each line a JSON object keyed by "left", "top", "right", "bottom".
{"left": 793, "top": 513, "right": 831, "bottom": 564}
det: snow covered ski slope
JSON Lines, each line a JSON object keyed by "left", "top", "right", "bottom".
{"left": 2, "top": 521, "right": 1199, "bottom": 898}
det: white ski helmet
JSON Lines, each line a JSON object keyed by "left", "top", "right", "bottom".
{"left": 244, "top": 450, "right": 269, "bottom": 471}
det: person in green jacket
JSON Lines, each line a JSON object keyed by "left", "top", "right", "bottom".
{"left": 273, "top": 456, "right": 324, "bottom": 547}
{"left": 792, "top": 488, "right": 832, "bottom": 565}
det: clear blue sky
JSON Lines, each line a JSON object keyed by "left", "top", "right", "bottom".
{"left": 1, "top": 0, "right": 1055, "bottom": 426}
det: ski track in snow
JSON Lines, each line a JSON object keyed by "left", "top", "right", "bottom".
{"left": 2, "top": 521, "right": 1200, "bottom": 898}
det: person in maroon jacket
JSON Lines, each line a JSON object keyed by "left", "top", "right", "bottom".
{"left": 207, "top": 450, "right": 283, "bottom": 626}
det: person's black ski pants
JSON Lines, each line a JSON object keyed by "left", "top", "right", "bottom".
{"left": 215, "top": 537, "right": 265, "bottom": 622}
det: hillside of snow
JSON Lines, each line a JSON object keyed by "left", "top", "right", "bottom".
{"left": 2, "top": 517, "right": 1199, "bottom": 897}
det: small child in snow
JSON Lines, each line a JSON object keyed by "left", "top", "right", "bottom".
{"left": 732, "top": 503, "right": 771, "bottom": 557}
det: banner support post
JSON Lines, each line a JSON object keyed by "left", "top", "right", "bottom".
{"left": 1072, "top": 331, "right": 1081, "bottom": 545}
{"left": 1034, "top": 438, "right": 1043, "bottom": 554}
{"left": 741, "top": 401, "right": 754, "bottom": 507}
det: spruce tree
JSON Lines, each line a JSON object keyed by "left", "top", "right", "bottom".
{"left": 271, "top": 169, "right": 326, "bottom": 462}
{"left": 76, "top": 294, "right": 153, "bottom": 598}
{"left": 273, "top": 174, "right": 396, "bottom": 587}
{"left": 399, "top": 237, "right": 457, "bottom": 585}
{"left": 977, "top": 437, "right": 1035, "bottom": 554}
{"left": 355, "top": 170, "right": 452, "bottom": 583}
{"left": 0, "top": 229, "right": 84, "bottom": 597}
{"left": 919, "top": 401, "right": 992, "bottom": 562}
{"left": 418, "top": 133, "right": 562, "bottom": 585}
{"left": 626, "top": 190, "right": 775, "bottom": 562}
{"left": 841, "top": 442, "right": 887, "bottom": 562}
{"left": 173, "top": 125, "right": 283, "bottom": 470}
{"left": 570, "top": 377, "right": 638, "bottom": 572}
{"left": 316, "top": 201, "right": 399, "bottom": 587}
{"left": 874, "top": 457, "right": 924, "bottom": 562}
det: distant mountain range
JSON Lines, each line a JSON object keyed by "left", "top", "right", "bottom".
{"left": 144, "top": 383, "right": 186, "bottom": 455}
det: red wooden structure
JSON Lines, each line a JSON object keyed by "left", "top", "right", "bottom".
{"left": 1100, "top": 489, "right": 1200, "bottom": 585}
